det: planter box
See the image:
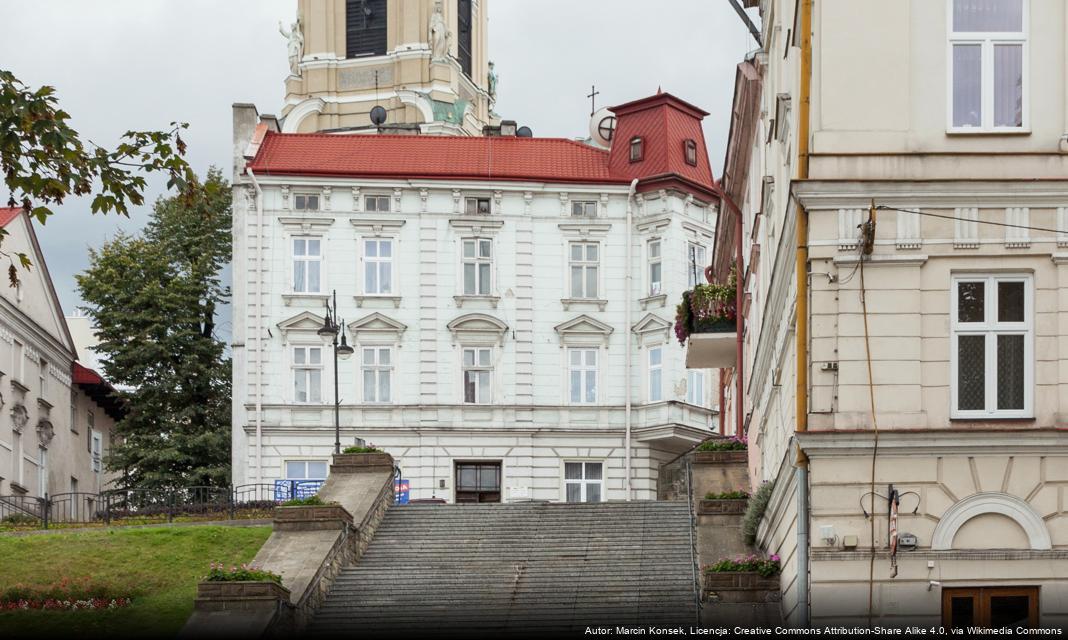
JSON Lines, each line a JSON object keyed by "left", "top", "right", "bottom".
{"left": 694, "top": 450, "right": 748, "bottom": 465}
{"left": 330, "top": 452, "right": 394, "bottom": 474}
{"left": 195, "top": 580, "right": 291, "bottom": 612}
{"left": 703, "top": 571, "right": 781, "bottom": 604}
{"left": 685, "top": 331, "right": 737, "bottom": 368}
{"left": 698, "top": 498, "right": 748, "bottom": 515}
{"left": 274, "top": 504, "right": 353, "bottom": 531}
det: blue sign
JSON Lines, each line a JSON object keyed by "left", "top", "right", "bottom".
{"left": 273, "top": 479, "right": 324, "bottom": 501}
{"left": 394, "top": 479, "right": 410, "bottom": 505}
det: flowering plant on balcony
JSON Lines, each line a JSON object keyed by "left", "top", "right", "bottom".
{"left": 696, "top": 433, "right": 747, "bottom": 452}
{"left": 704, "top": 553, "right": 781, "bottom": 578}
{"left": 675, "top": 269, "right": 737, "bottom": 346}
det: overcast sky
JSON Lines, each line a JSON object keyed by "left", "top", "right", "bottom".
{"left": 0, "top": 0, "right": 757, "bottom": 335}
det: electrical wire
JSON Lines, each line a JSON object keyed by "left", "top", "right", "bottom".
{"left": 875, "top": 205, "right": 1065, "bottom": 236}
{"left": 857, "top": 212, "right": 881, "bottom": 629}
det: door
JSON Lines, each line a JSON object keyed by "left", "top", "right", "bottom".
{"left": 455, "top": 462, "right": 501, "bottom": 503}
{"left": 943, "top": 587, "right": 1039, "bottom": 629}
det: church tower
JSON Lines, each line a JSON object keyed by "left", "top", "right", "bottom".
{"left": 279, "top": 0, "right": 498, "bottom": 135}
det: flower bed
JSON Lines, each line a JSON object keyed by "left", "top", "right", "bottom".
{"left": 704, "top": 490, "right": 749, "bottom": 500}
{"left": 696, "top": 435, "right": 747, "bottom": 452}
{"left": 205, "top": 562, "right": 282, "bottom": 584}
{"left": 341, "top": 445, "right": 382, "bottom": 454}
{"left": 706, "top": 553, "right": 781, "bottom": 578}
{"left": 2, "top": 597, "right": 131, "bottom": 611}
{"left": 1, "top": 577, "right": 132, "bottom": 611}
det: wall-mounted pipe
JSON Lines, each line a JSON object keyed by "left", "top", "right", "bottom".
{"left": 624, "top": 178, "right": 639, "bottom": 501}
{"left": 247, "top": 168, "right": 264, "bottom": 486}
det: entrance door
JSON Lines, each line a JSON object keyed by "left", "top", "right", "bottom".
{"left": 943, "top": 587, "right": 1039, "bottom": 629}
{"left": 455, "top": 462, "right": 501, "bottom": 503}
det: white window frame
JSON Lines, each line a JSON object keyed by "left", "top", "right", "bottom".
{"left": 687, "top": 369, "right": 706, "bottom": 407}
{"left": 292, "top": 345, "right": 324, "bottom": 404}
{"left": 946, "top": 0, "right": 1029, "bottom": 133}
{"left": 465, "top": 196, "right": 492, "bottom": 215}
{"left": 362, "top": 237, "right": 394, "bottom": 295}
{"left": 648, "top": 239, "right": 663, "bottom": 296}
{"left": 687, "top": 242, "right": 708, "bottom": 289}
{"left": 648, "top": 345, "right": 664, "bottom": 403}
{"left": 571, "top": 200, "right": 598, "bottom": 217}
{"left": 563, "top": 460, "right": 604, "bottom": 503}
{"left": 360, "top": 345, "right": 393, "bottom": 404}
{"left": 461, "top": 237, "right": 494, "bottom": 296}
{"left": 293, "top": 192, "right": 321, "bottom": 211}
{"left": 568, "top": 241, "right": 600, "bottom": 299}
{"left": 91, "top": 430, "right": 102, "bottom": 473}
{"left": 462, "top": 346, "right": 493, "bottom": 404}
{"left": 950, "top": 273, "right": 1033, "bottom": 419}
{"left": 38, "top": 358, "right": 47, "bottom": 397}
{"left": 364, "top": 194, "right": 391, "bottom": 213}
{"left": 284, "top": 459, "right": 328, "bottom": 481}
{"left": 292, "top": 236, "right": 324, "bottom": 294}
{"left": 567, "top": 347, "right": 599, "bottom": 405}
{"left": 12, "top": 340, "right": 24, "bottom": 383}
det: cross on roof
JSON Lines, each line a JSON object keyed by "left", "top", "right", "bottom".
{"left": 587, "top": 85, "right": 600, "bottom": 116}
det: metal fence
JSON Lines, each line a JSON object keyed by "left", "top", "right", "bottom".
{"left": 0, "top": 480, "right": 325, "bottom": 530}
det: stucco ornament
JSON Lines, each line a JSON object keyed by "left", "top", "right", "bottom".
{"left": 10, "top": 403, "right": 28, "bottom": 434}
{"left": 279, "top": 17, "right": 304, "bottom": 76}
{"left": 429, "top": 2, "right": 450, "bottom": 61}
{"left": 36, "top": 420, "right": 55, "bottom": 448}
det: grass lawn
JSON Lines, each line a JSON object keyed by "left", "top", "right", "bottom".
{"left": 0, "top": 525, "right": 271, "bottom": 638}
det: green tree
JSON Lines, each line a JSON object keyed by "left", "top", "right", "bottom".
{"left": 1, "top": 68, "right": 193, "bottom": 285}
{"left": 77, "top": 168, "right": 231, "bottom": 490}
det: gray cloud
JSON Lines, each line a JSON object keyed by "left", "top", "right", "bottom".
{"left": 0, "top": 0, "right": 756, "bottom": 333}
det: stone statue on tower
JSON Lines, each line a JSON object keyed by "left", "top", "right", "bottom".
{"left": 279, "top": 17, "right": 304, "bottom": 76}
{"left": 429, "top": 1, "right": 450, "bottom": 61}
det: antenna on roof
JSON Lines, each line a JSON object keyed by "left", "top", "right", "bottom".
{"left": 370, "top": 70, "right": 387, "bottom": 128}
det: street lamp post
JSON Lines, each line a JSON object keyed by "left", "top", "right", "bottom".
{"left": 318, "top": 290, "right": 354, "bottom": 455}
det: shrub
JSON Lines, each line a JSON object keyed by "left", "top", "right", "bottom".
{"left": 705, "top": 490, "right": 750, "bottom": 500}
{"left": 1, "top": 576, "right": 125, "bottom": 603}
{"left": 0, "top": 513, "right": 39, "bottom": 527}
{"left": 696, "top": 435, "right": 747, "bottom": 452}
{"left": 341, "top": 445, "right": 382, "bottom": 454}
{"left": 705, "top": 553, "right": 781, "bottom": 578}
{"left": 742, "top": 481, "right": 774, "bottom": 546}
{"left": 205, "top": 562, "right": 282, "bottom": 584}
{"left": 280, "top": 495, "right": 329, "bottom": 507}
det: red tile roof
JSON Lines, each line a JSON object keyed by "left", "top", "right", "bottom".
{"left": 72, "top": 361, "right": 104, "bottom": 386}
{"left": 0, "top": 207, "right": 22, "bottom": 228}
{"left": 247, "top": 133, "right": 632, "bottom": 186}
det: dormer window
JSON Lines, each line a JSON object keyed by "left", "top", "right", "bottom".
{"left": 629, "top": 137, "right": 644, "bottom": 163}
{"left": 684, "top": 139, "right": 698, "bottom": 166}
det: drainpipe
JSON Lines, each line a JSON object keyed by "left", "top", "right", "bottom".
{"left": 735, "top": 194, "right": 745, "bottom": 439}
{"left": 795, "top": 0, "right": 814, "bottom": 628}
{"left": 718, "top": 369, "right": 726, "bottom": 435}
{"left": 624, "top": 178, "right": 639, "bottom": 502}
{"left": 1062, "top": 3, "right": 1068, "bottom": 152}
{"left": 247, "top": 168, "right": 264, "bottom": 486}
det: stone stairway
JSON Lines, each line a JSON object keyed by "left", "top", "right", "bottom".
{"left": 309, "top": 501, "right": 699, "bottom": 635}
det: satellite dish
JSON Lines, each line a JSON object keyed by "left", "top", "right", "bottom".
{"left": 589, "top": 107, "right": 616, "bottom": 148}
{"left": 516, "top": 126, "right": 533, "bottom": 138}
{"left": 370, "top": 105, "right": 387, "bottom": 126}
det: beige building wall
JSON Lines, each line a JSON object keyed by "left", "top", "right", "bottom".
{"left": 718, "top": 0, "right": 1068, "bottom": 627}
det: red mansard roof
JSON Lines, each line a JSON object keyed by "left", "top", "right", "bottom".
{"left": 247, "top": 133, "right": 632, "bottom": 186}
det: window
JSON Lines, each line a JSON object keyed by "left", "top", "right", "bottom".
{"left": 90, "top": 431, "right": 102, "bottom": 473}
{"left": 687, "top": 370, "right": 706, "bottom": 407}
{"left": 346, "top": 0, "right": 387, "bottom": 58}
{"left": 684, "top": 139, "right": 698, "bottom": 166}
{"left": 87, "top": 411, "right": 95, "bottom": 454}
{"left": 70, "top": 476, "right": 78, "bottom": 494}
{"left": 38, "top": 447, "right": 47, "bottom": 496}
{"left": 942, "top": 587, "right": 1038, "bottom": 629}
{"left": 564, "top": 461, "right": 603, "bottom": 503}
{"left": 455, "top": 461, "right": 501, "bottom": 503}
{"left": 951, "top": 274, "right": 1032, "bottom": 418}
{"left": 462, "top": 347, "right": 492, "bottom": 404}
{"left": 648, "top": 239, "right": 663, "bottom": 295}
{"left": 363, "top": 238, "right": 393, "bottom": 295}
{"left": 362, "top": 347, "right": 392, "bottom": 403}
{"left": 12, "top": 340, "right": 23, "bottom": 382}
{"left": 462, "top": 238, "right": 493, "bottom": 296}
{"left": 364, "top": 195, "right": 390, "bottom": 212}
{"left": 38, "top": 359, "right": 47, "bottom": 397}
{"left": 949, "top": 0, "right": 1026, "bottom": 130}
{"left": 292, "top": 238, "right": 322, "bottom": 293}
{"left": 568, "top": 242, "right": 599, "bottom": 299}
{"left": 465, "top": 197, "right": 491, "bottom": 215}
{"left": 457, "top": 0, "right": 474, "bottom": 77}
{"left": 285, "top": 460, "right": 328, "bottom": 480}
{"left": 687, "top": 243, "right": 708, "bottom": 288}
{"left": 294, "top": 193, "right": 320, "bottom": 211}
{"left": 70, "top": 400, "right": 77, "bottom": 433}
{"left": 648, "top": 346, "right": 663, "bottom": 402}
{"left": 293, "top": 346, "right": 323, "bottom": 404}
{"left": 571, "top": 200, "right": 598, "bottom": 217}
{"left": 568, "top": 348, "right": 598, "bottom": 405}
{"left": 629, "top": 137, "right": 643, "bottom": 162}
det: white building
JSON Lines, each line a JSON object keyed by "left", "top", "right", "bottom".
{"left": 231, "top": 92, "right": 721, "bottom": 502}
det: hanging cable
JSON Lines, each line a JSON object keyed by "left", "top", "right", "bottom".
{"left": 875, "top": 205, "right": 1064, "bottom": 236}
{"left": 859, "top": 201, "right": 880, "bottom": 628}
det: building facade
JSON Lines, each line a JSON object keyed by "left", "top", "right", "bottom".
{"left": 701, "top": 0, "right": 1068, "bottom": 628}
{"left": 0, "top": 209, "right": 120, "bottom": 502}
{"left": 230, "top": 92, "right": 721, "bottom": 502}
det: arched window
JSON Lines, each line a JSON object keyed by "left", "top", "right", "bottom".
{"left": 684, "top": 139, "right": 698, "bottom": 166}
{"left": 629, "top": 137, "right": 643, "bottom": 163}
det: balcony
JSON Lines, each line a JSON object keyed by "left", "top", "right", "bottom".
{"left": 676, "top": 278, "right": 738, "bottom": 369}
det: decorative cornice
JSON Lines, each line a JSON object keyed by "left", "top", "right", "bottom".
{"left": 278, "top": 216, "right": 335, "bottom": 232}
{"left": 794, "top": 180, "right": 1068, "bottom": 210}
{"left": 448, "top": 218, "right": 505, "bottom": 235}
{"left": 797, "top": 429, "right": 1068, "bottom": 457}
{"left": 349, "top": 218, "right": 406, "bottom": 236}
{"left": 557, "top": 222, "right": 613, "bottom": 238}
